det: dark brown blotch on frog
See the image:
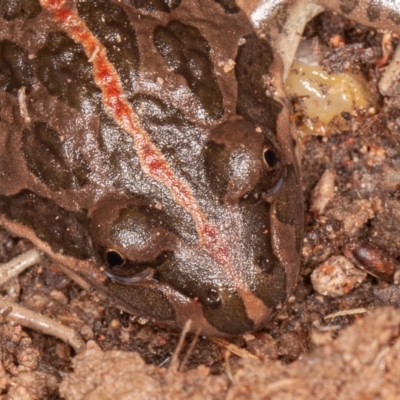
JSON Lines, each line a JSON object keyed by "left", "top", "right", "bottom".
{"left": 126, "top": 0, "right": 181, "bottom": 13}
{"left": 0, "top": 40, "right": 35, "bottom": 95}
{"left": 106, "top": 281, "right": 176, "bottom": 322}
{"left": 0, "top": 0, "right": 41, "bottom": 20}
{"left": 251, "top": 261, "right": 287, "bottom": 309}
{"left": 366, "top": 2, "right": 381, "bottom": 22}
{"left": 388, "top": 10, "right": 400, "bottom": 24}
{"left": 22, "top": 122, "right": 90, "bottom": 191}
{"left": 0, "top": 190, "right": 92, "bottom": 260}
{"left": 235, "top": 33, "right": 283, "bottom": 134}
{"left": 339, "top": 0, "right": 359, "bottom": 15}
{"left": 214, "top": 0, "right": 240, "bottom": 14}
{"left": 36, "top": 32, "right": 102, "bottom": 114}
{"left": 154, "top": 20, "right": 223, "bottom": 120}
{"left": 239, "top": 199, "right": 287, "bottom": 308}
{"left": 275, "top": 164, "right": 303, "bottom": 254}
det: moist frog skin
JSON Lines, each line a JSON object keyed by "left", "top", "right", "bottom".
{"left": 0, "top": 0, "right": 399, "bottom": 336}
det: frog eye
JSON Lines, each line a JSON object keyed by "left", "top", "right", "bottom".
{"left": 262, "top": 145, "right": 285, "bottom": 197}
{"left": 263, "top": 147, "right": 279, "bottom": 169}
{"left": 105, "top": 249, "right": 124, "bottom": 268}
{"left": 99, "top": 248, "right": 152, "bottom": 284}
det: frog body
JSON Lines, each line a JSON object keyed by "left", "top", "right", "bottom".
{"left": 0, "top": 0, "right": 399, "bottom": 336}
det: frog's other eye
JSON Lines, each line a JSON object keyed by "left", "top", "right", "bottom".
{"left": 263, "top": 147, "right": 279, "bottom": 169}
{"left": 261, "top": 144, "right": 285, "bottom": 198}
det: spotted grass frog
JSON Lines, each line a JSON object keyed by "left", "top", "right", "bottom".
{"left": 0, "top": 0, "right": 400, "bottom": 337}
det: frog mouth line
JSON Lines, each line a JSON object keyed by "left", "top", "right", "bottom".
{"left": 39, "top": 0, "right": 239, "bottom": 278}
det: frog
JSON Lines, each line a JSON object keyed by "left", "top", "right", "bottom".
{"left": 0, "top": 0, "right": 400, "bottom": 338}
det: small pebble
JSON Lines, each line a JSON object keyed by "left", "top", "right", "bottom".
{"left": 327, "top": 199, "right": 374, "bottom": 235}
{"left": 311, "top": 255, "right": 367, "bottom": 297}
{"left": 310, "top": 169, "right": 336, "bottom": 215}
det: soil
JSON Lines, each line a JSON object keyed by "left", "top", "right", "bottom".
{"left": 1, "top": 12, "right": 400, "bottom": 400}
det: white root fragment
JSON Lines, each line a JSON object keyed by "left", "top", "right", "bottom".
{"left": 224, "top": 349, "right": 234, "bottom": 383}
{"left": 167, "top": 319, "right": 192, "bottom": 375}
{"left": 0, "top": 249, "right": 86, "bottom": 353}
{"left": 0, "top": 296, "right": 86, "bottom": 353}
{"left": 210, "top": 337, "right": 258, "bottom": 359}
{"left": 179, "top": 331, "right": 199, "bottom": 372}
{"left": 310, "top": 169, "right": 335, "bottom": 216}
{"left": 324, "top": 308, "right": 369, "bottom": 320}
{"left": 0, "top": 249, "right": 42, "bottom": 286}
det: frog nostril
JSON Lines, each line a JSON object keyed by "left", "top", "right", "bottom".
{"left": 257, "top": 256, "right": 274, "bottom": 274}
{"left": 204, "top": 288, "right": 222, "bottom": 308}
{"left": 105, "top": 249, "right": 125, "bottom": 268}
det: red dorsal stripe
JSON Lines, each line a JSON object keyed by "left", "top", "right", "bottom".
{"left": 39, "top": 0, "right": 231, "bottom": 266}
